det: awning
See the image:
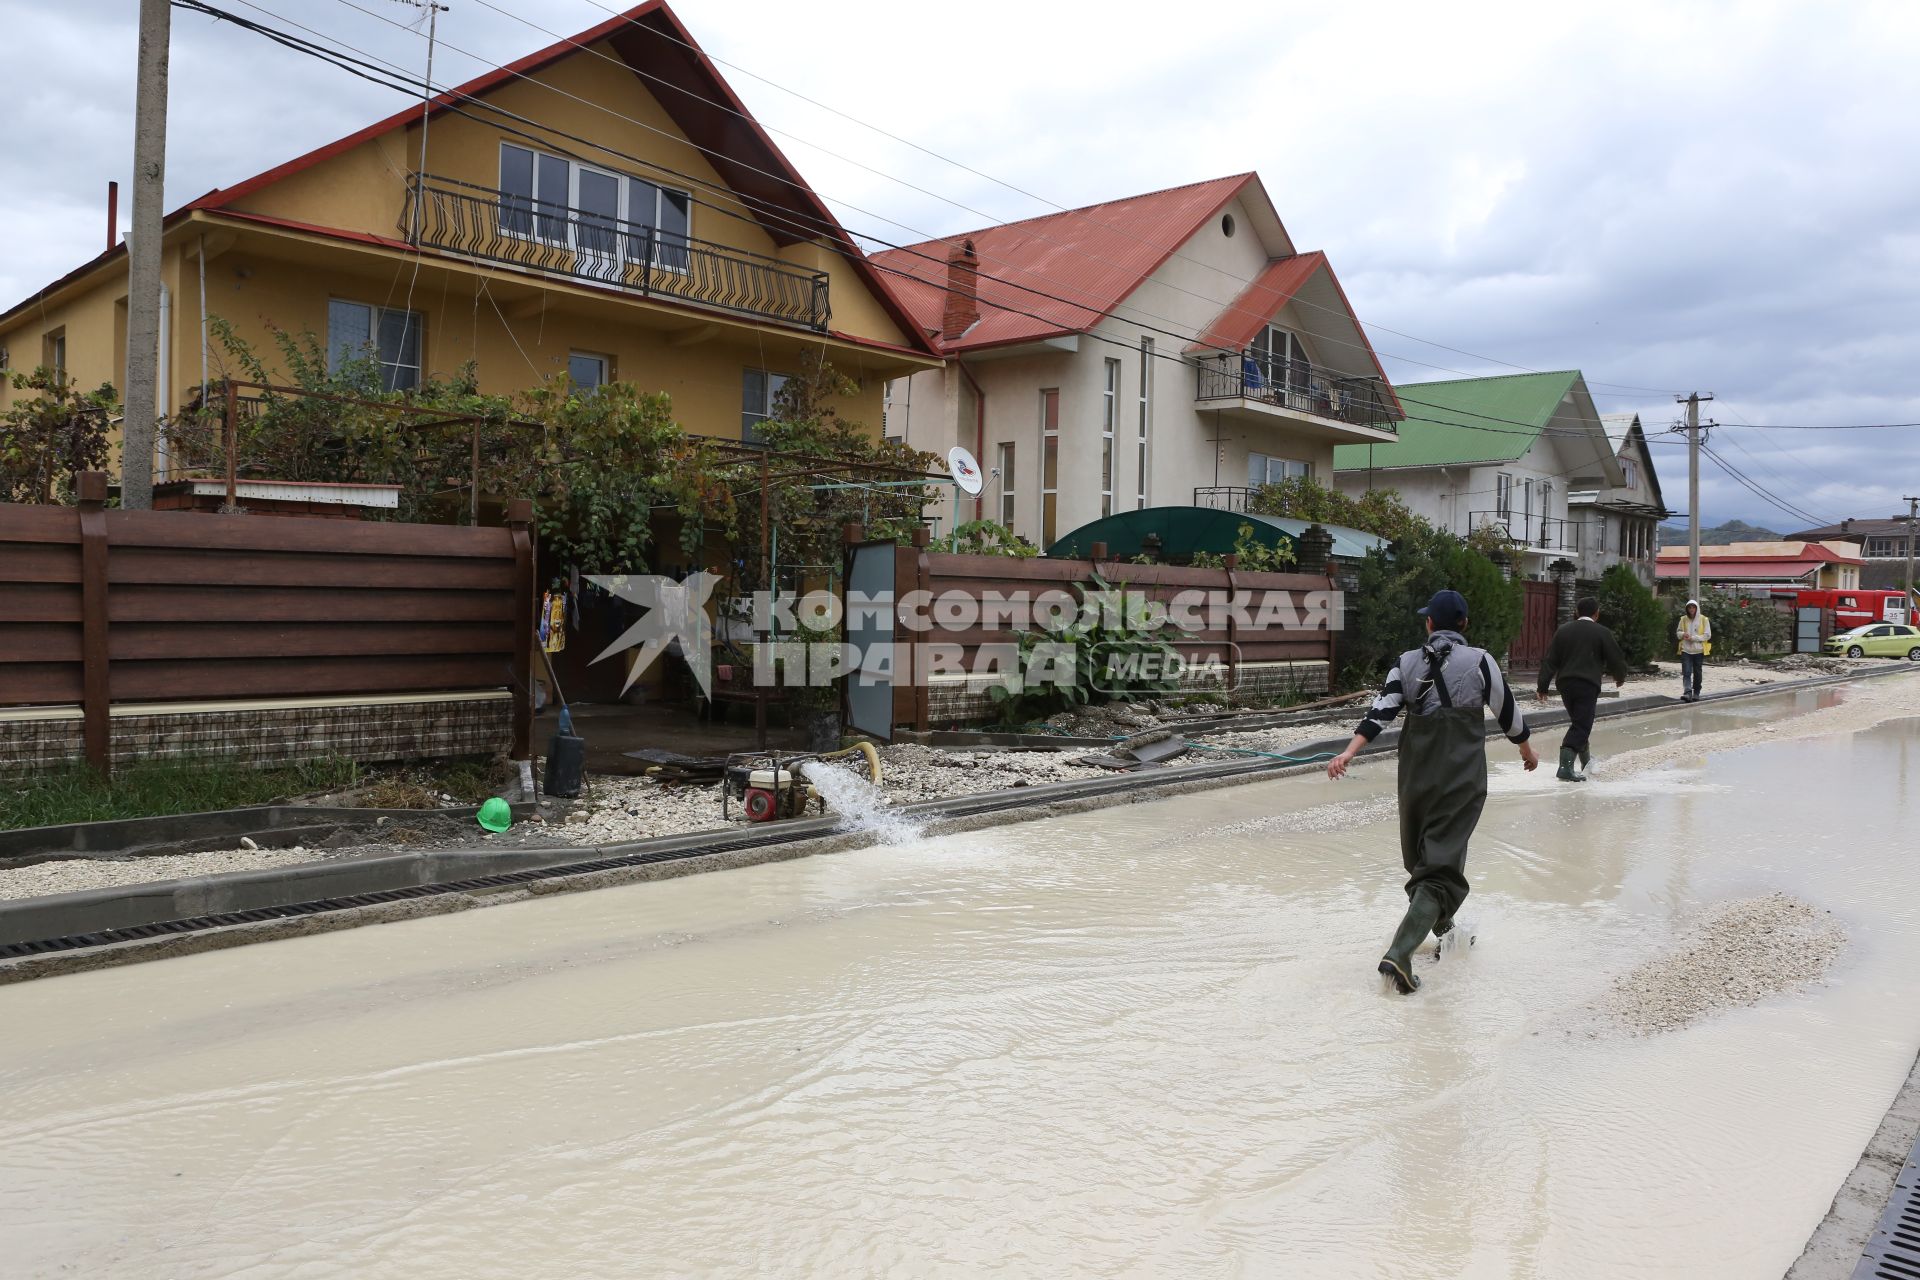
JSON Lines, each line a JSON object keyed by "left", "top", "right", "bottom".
{"left": 1046, "top": 506, "right": 1390, "bottom": 562}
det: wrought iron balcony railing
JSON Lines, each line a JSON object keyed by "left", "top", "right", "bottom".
{"left": 1196, "top": 356, "right": 1398, "bottom": 433}
{"left": 1471, "top": 510, "right": 1586, "bottom": 553}
{"left": 1194, "top": 486, "right": 1257, "bottom": 513}
{"left": 401, "top": 174, "right": 831, "bottom": 332}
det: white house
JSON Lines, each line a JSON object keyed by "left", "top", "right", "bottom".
{"left": 873, "top": 174, "right": 1402, "bottom": 547}
{"left": 1331, "top": 371, "right": 1622, "bottom": 580}
{"left": 1567, "top": 412, "right": 1673, "bottom": 585}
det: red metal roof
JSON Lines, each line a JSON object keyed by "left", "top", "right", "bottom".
{"left": 869, "top": 175, "right": 1256, "bottom": 352}
{"left": 5, "top": 1, "right": 936, "bottom": 356}
{"left": 1187, "top": 252, "right": 1326, "bottom": 353}
{"left": 1653, "top": 558, "right": 1825, "bottom": 580}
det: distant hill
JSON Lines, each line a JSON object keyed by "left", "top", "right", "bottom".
{"left": 1656, "top": 519, "right": 1783, "bottom": 548}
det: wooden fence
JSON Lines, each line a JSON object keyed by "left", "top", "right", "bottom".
{"left": 868, "top": 530, "right": 1339, "bottom": 730}
{"left": 0, "top": 473, "right": 533, "bottom": 774}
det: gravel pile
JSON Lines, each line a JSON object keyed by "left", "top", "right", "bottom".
{"left": 1594, "top": 893, "right": 1847, "bottom": 1035}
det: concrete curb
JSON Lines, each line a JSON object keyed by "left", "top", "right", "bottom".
{"left": 1787, "top": 1045, "right": 1920, "bottom": 1278}
{"left": 0, "top": 801, "right": 538, "bottom": 864}
{"left": 1, "top": 663, "right": 1913, "bottom": 983}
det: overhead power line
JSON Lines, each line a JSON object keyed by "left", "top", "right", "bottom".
{"left": 323, "top": 0, "right": 1685, "bottom": 398}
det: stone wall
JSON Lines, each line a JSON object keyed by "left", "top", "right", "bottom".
{"left": 0, "top": 694, "right": 511, "bottom": 783}
{"left": 924, "top": 660, "right": 1330, "bottom": 726}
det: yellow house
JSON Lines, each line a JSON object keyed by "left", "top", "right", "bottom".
{"left": 0, "top": 1, "right": 939, "bottom": 475}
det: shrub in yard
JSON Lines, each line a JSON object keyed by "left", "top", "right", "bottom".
{"left": 987, "top": 574, "right": 1190, "bottom": 725}
{"left": 1339, "top": 524, "right": 1519, "bottom": 686}
{"left": 1597, "top": 565, "right": 1667, "bottom": 668}
{"left": 1663, "top": 588, "right": 1788, "bottom": 658}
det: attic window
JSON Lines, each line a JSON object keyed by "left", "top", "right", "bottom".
{"left": 1221, "top": 213, "right": 1236, "bottom": 238}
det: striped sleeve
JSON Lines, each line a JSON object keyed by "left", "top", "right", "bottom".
{"left": 1480, "top": 654, "right": 1530, "bottom": 743}
{"left": 1354, "top": 662, "right": 1405, "bottom": 742}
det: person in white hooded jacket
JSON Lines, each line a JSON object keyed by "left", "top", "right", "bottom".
{"left": 1675, "top": 599, "right": 1711, "bottom": 701}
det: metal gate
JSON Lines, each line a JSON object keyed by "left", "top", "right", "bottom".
{"left": 1509, "top": 580, "right": 1559, "bottom": 671}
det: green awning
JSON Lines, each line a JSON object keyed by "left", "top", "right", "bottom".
{"left": 1046, "top": 506, "right": 1389, "bottom": 561}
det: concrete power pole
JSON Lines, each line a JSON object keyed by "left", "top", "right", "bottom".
{"left": 122, "top": 0, "right": 172, "bottom": 511}
{"left": 1680, "top": 392, "right": 1712, "bottom": 602}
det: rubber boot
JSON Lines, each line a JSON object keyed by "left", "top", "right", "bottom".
{"left": 1577, "top": 747, "right": 1591, "bottom": 777}
{"left": 1379, "top": 888, "right": 1443, "bottom": 994}
{"left": 1557, "top": 745, "right": 1581, "bottom": 782}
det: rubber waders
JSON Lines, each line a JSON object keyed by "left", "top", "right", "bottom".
{"left": 1380, "top": 886, "right": 1443, "bottom": 994}
{"left": 1557, "top": 745, "right": 1583, "bottom": 782}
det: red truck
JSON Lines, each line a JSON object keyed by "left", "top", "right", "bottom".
{"left": 1784, "top": 588, "right": 1914, "bottom": 630}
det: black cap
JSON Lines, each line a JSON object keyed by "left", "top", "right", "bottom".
{"left": 1418, "top": 589, "right": 1469, "bottom": 629}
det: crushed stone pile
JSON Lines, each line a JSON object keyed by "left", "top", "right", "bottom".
{"left": 1593, "top": 892, "right": 1846, "bottom": 1035}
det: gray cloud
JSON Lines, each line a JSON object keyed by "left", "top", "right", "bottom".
{"left": 4, "top": 0, "right": 1915, "bottom": 530}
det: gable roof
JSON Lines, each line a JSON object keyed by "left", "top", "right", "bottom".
{"left": 1186, "top": 252, "right": 1327, "bottom": 354}
{"left": 4, "top": 1, "right": 935, "bottom": 354}
{"left": 1595, "top": 411, "right": 1669, "bottom": 512}
{"left": 869, "top": 174, "right": 1261, "bottom": 352}
{"left": 1332, "top": 371, "right": 1588, "bottom": 471}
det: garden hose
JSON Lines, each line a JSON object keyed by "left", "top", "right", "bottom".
{"left": 811, "top": 739, "right": 883, "bottom": 785}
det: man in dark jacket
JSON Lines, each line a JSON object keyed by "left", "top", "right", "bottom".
{"left": 1536, "top": 596, "right": 1629, "bottom": 782}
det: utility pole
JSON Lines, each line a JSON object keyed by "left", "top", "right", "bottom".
{"left": 123, "top": 0, "right": 171, "bottom": 511}
{"left": 1680, "top": 392, "right": 1713, "bottom": 602}
{"left": 1903, "top": 494, "right": 1919, "bottom": 607}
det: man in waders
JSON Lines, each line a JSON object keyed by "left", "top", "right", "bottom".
{"left": 1325, "top": 589, "right": 1538, "bottom": 994}
{"left": 1535, "top": 595, "right": 1628, "bottom": 782}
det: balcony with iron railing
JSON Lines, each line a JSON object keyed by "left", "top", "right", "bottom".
{"left": 1195, "top": 486, "right": 1259, "bottom": 513}
{"left": 1195, "top": 355, "right": 1399, "bottom": 437}
{"left": 400, "top": 174, "right": 831, "bottom": 332}
{"left": 1470, "top": 510, "right": 1587, "bottom": 554}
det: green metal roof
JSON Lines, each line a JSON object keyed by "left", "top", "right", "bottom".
{"left": 1046, "top": 506, "right": 1389, "bottom": 561}
{"left": 1332, "top": 370, "right": 1581, "bottom": 471}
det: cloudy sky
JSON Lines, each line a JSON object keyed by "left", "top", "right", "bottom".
{"left": 4, "top": 0, "right": 1916, "bottom": 530}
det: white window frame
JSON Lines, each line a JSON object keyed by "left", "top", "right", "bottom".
{"left": 1496, "top": 472, "right": 1513, "bottom": 520}
{"left": 1101, "top": 358, "right": 1118, "bottom": 518}
{"left": 742, "top": 367, "right": 792, "bottom": 443}
{"left": 498, "top": 142, "right": 692, "bottom": 275}
{"left": 1248, "top": 452, "right": 1310, "bottom": 486}
{"left": 1136, "top": 337, "right": 1152, "bottom": 508}
{"left": 997, "top": 441, "right": 1016, "bottom": 531}
{"left": 1040, "top": 388, "right": 1059, "bottom": 546}
{"left": 568, "top": 351, "right": 611, "bottom": 391}
{"left": 326, "top": 300, "right": 422, "bottom": 392}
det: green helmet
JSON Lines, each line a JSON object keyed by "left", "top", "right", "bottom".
{"left": 476, "top": 797, "right": 512, "bottom": 833}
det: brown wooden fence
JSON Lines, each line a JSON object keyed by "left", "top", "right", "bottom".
{"left": 0, "top": 473, "right": 533, "bottom": 774}
{"left": 873, "top": 531, "right": 1339, "bottom": 730}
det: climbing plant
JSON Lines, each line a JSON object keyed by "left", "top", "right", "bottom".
{"left": 1, "top": 367, "right": 116, "bottom": 504}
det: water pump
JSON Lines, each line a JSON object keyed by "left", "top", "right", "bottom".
{"left": 721, "top": 742, "right": 883, "bottom": 823}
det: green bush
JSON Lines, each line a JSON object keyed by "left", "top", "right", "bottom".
{"left": 986, "top": 574, "right": 1189, "bottom": 725}
{"left": 1339, "top": 524, "right": 1518, "bottom": 686}
{"left": 1663, "top": 589, "right": 1788, "bottom": 658}
{"left": 1597, "top": 565, "right": 1666, "bottom": 668}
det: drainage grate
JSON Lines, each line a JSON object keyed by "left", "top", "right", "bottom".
{"left": 1858, "top": 1135, "right": 1920, "bottom": 1279}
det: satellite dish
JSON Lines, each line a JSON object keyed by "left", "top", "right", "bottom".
{"left": 946, "top": 446, "right": 985, "bottom": 496}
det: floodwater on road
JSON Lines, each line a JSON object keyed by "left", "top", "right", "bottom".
{"left": 2, "top": 684, "right": 1918, "bottom": 1279}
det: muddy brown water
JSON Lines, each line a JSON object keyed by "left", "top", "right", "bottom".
{"left": 1, "top": 685, "right": 1916, "bottom": 1278}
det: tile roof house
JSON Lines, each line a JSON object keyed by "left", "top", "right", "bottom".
{"left": 1566, "top": 412, "right": 1673, "bottom": 586}
{"left": 873, "top": 174, "right": 1401, "bottom": 547}
{"left": 0, "top": 0, "right": 941, "bottom": 486}
{"left": 1331, "top": 371, "right": 1621, "bottom": 578}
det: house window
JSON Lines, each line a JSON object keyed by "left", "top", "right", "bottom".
{"left": 742, "top": 368, "right": 791, "bottom": 443}
{"left": 43, "top": 330, "right": 67, "bottom": 382}
{"left": 326, "top": 300, "right": 421, "bottom": 391}
{"left": 568, "top": 352, "right": 611, "bottom": 391}
{"left": 1040, "top": 388, "right": 1059, "bottom": 545}
{"left": 499, "top": 143, "right": 691, "bottom": 269}
{"left": 1496, "top": 472, "right": 1513, "bottom": 519}
{"left": 1620, "top": 458, "right": 1637, "bottom": 488}
{"left": 1248, "top": 325, "right": 1310, "bottom": 396}
{"left": 1137, "top": 337, "right": 1152, "bottom": 508}
{"left": 997, "top": 441, "right": 1016, "bottom": 531}
{"left": 1248, "top": 453, "right": 1310, "bottom": 486}
{"left": 1101, "top": 358, "right": 1118, "bottom": 518}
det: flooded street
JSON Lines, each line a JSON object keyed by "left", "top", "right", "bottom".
{"left": 2, "top": 684, "right": 1917, "bottom": 1278}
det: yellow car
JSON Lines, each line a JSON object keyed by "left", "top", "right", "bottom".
{"left": 1824, "top": 622, "right": 1920, "bottom": 659}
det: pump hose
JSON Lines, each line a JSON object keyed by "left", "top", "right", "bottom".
{"left": 810, "top": 739, "right": 884, "bottom": 784}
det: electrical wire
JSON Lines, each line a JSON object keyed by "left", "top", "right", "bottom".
{"left": 180, "top": 0, "right": 1720, "bottom": 448}
{"left": 318, "top": 0, "right": 1686, "bottom": 399}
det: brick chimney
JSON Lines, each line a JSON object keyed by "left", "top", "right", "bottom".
{"left": 941, "top": 238, "right": 980, "bottom": 341}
